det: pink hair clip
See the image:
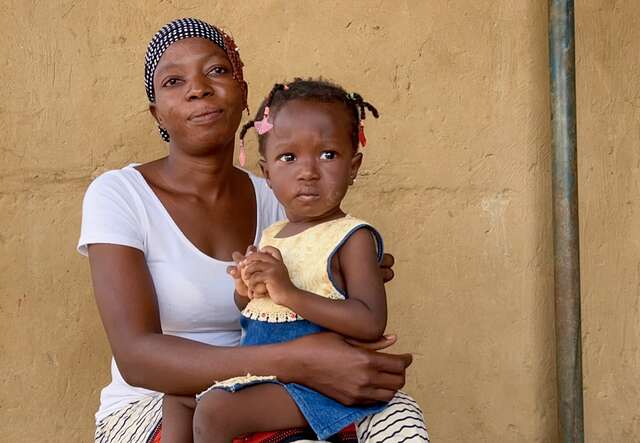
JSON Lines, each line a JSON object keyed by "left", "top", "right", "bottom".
{"left": 254, "top": 106, "right": 274, "bottom": 135}
{"left": 238, "top": 139, "right": 247, "bottom": 166}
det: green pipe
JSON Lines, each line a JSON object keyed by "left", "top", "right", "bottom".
{"left": 548, "top": 0, "right": 584, "bottom": 441}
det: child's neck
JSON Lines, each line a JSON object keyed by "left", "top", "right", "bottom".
{"left": 279, "top": 208, "right": 346, "bottom": 237}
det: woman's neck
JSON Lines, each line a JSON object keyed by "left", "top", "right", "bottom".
{"left": 159, "top": 141, "right": 238, "bottom": 197}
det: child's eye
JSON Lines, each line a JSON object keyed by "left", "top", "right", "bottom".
{"left": 320, "top": 151, "right": 337, "bottom": 160}
{"left": 277, "top": 153, "right": 296, "bottom": 162}
{"left": 163, "top": 77, "right": 182, "bottom": 87}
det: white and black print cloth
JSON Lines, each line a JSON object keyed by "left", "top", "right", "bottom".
{"left": 94, "top": 391, "right": 429, "bottom": 443}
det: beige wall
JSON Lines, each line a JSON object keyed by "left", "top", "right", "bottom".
{"left": 0, "top": 1, "right": 637, "bottom": 441}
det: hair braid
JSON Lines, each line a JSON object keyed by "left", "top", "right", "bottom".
{"left": 239, "top": 78, "right": 380, "bottom": 157}
{"left": 239, "top": 120, "right": 255, "bottom": 141}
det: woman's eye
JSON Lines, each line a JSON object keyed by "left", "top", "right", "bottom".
{"left": 163, "top": 78, "right": 182, "bottom": 87}
{"left": 278, "top": 153, "right": 296, "bottom": 162}
{"left": 320, "top": 151, "right": 337, "bottom": 160}
{"left": 207, "top": 66, "right": 228, "bottom": 76}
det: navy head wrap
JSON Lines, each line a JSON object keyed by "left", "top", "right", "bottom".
{"left": 144, "top": 18, "right": 247, "bottom": 142}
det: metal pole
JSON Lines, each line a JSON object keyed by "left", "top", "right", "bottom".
{"left": 548, "top": 1, "right": 584, "bottom": 441}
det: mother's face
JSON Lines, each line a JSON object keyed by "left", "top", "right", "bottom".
{"left": 150, "top": 38, "right": 246, "bottom": 151}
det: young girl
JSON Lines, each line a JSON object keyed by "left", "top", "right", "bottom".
{"left": 165, "top": 78, "right": 390, "bottom": 443}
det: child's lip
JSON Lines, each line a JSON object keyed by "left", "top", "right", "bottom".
{"left": 295, "top": 191, "right": 320, "bottom": 200}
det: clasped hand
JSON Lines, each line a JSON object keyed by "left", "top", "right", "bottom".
{"left": 227, "top": 245, "right": 296, "bottom": 306}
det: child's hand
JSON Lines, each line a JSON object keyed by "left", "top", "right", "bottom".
{"left": 239, "top": 246, "right": 270, "bottom": 299}
{"left": 227, "top": 251, "right": 250, "bottom": 298}
{"left": 242, "top": 246, "right": 297, "bottom": 306}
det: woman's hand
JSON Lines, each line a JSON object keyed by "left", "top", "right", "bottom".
{"left": 285, "top": 332, "right": 412, "bottom": 405}
{"left": 380, "top": 252, "right": 395, "bottom": 283}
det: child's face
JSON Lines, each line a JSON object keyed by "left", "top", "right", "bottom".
{"left": 260, "top": 99, "right": 362, "bottom": 223}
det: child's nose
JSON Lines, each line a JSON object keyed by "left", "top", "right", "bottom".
{"left": 297, "top": 158, "right": 320, "bottom": 180}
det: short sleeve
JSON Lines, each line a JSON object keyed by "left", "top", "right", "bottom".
{"left": 77, "top": 171, "right": 146, "bottom": 256}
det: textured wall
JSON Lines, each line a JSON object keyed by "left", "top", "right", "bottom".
{"left": 576, "top": 2, "right": 640, "bottom": 440}
{"left": 0, "top": 1, "right": 636, "bottom": 441}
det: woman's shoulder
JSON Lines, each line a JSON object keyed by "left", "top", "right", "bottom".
{"left": 78, "top": 165, "right": 148, "bottom": 256}
{"left": 85, "top": 164, "right": 141, "bottom": 196}
{"left": 244, "top": 170, "right": 269, "bottom": 193}
{"left": 242, "top": 169, "right": 286, "bottom": 226}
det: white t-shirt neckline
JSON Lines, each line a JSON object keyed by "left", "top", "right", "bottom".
{"left": 126, "top": 164, "right": 260, "bottom": 265}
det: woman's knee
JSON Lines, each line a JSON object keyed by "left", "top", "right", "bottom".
{"left": 357, "top": 392, "right": 430, "bottom": 442}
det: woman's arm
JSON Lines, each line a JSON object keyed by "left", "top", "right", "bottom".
{"left": 88, "top": 243, "right": 409, "bottom": 402}
{"left": 243, "top": 230, "right": 386, "bottom": 341}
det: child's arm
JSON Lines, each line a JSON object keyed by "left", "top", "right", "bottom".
{"left": 242, "top": 229, "right": 387, "bottom": 341}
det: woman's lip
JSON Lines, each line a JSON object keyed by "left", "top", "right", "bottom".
{"left": 190, "top": 109, "right": 223, "bottom": 124}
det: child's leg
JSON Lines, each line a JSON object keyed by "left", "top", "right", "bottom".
{"left": 193, "top": 384, "right": 307, "bottom": 443}
{"left": 162, "top": 394, "right": 196, "bottom": 443}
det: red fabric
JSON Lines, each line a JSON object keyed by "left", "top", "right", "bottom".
{"left": 358, "top": 125, "right": 367, "bottom": 147}
{"left": 150, "top": 423, "right": 162, "bottom": 443}
{"left": 151, "top": 423, "right": 357, "bottom": 443}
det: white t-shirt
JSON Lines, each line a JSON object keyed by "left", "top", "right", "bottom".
{"left": 77, "top": 164, "right": 285, "bottom": 423}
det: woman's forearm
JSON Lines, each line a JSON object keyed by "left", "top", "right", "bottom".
{"left": 117, "top": 332, "right": 294, "bottom": 395}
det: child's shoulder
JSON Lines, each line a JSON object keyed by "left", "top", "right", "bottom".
{"left": 333, "top": 215, "right": 384, "bottom": 262}
{"left": 328, "top": 214, "right": 379, "bottom": 235}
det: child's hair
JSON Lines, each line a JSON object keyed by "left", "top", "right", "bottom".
{"left": 239, "top": 78, "right": 379, "bottom": 155}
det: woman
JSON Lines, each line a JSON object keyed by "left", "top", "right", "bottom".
{"left": 78, "top": 18, "right": 428, "bottom": 442}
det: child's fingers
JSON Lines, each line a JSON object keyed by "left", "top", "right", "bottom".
{"left": 246, "top": 272, "right": 267, "bottom": 289}
{"left": 232, "top": 251, "right": 245, "bottom": 264}
{"left": 259, "top": 246, "right": 283, "bottom": 261}
{"left": 245, "top": 245, "right": 258, "bottom": 256}
{"left": 243, "top": 252, "right": 279, "bottom": 265}
{"left": 226, "top": 265, "right": 239, "bottom": 277}
{"left": 247, "top": 280, "right": 268, "bottom": 296}
{"left": 242, "top": 261, "right": 271, "bottom": 278}
{"left": 251, "top": 285, "right": 269, "bottom": 298}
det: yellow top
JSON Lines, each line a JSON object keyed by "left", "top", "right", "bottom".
{"left": 242, "top": 215, "right": 383, "bottom": 323}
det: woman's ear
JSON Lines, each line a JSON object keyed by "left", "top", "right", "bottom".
{"left": 243, "top": 81, "right": 249, "bottom": 111}
{"left": 149, "top": 103, "right": 163, "bottom": 126}
{"left": 349, "top": 152, "right": 363, "bottom": 185}
{"left": 258, "top": 158, "right": 271, "bottom": 187}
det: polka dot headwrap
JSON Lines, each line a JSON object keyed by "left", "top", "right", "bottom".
{"left": 144, "top": 18, "right": 247, "bottom": 142}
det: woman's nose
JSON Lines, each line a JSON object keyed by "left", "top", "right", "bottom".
{"left": 186, "top": 75, "right": 213, "bottom": 100}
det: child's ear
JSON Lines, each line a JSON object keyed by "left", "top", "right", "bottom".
{"left": 349, "top": 152, "right": 363, "bottom": 185}
{"left": 258, "top": 158, "right": 271, "bottom": 187}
